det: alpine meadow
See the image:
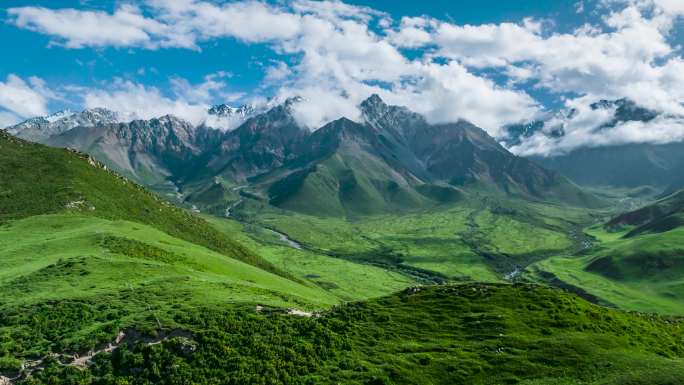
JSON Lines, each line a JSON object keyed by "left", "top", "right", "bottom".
{"left": 2, "top": 1, "right": 684, "bottom": 384}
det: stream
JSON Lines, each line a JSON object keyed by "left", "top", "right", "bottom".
{"left": 266, "top": 228, "right": 303, "bottom": 250}
{"left": 222, "top": 195, "right": 302, "bottom": 250}
{"left": 225, "top": 198, "right": 244, "bottom": 218}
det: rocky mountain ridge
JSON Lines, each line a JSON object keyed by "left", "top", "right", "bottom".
{"left": 4, "top": 95, "right": 599, "bottom": 215}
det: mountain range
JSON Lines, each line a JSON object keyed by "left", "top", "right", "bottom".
{"left": 5, "top": 94, "right": 599, "bottom": 217}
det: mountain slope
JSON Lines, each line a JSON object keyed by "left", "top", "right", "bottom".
{"left": 257, "top": 96, "right": 600, "bottom": 216}
{"left": 607, "top": 189, "right": 684, "bottom": 237}
{"left": 44, "top": 115, "right": 224, "bottom": 195}
{"left": 362, "top": 95, "right": 598, "bottom": 207}
{"left": 201, "top": 97, "right": 308, "bottom": 183}
{"left": 263, "top": 117, "right": 435, "bottom": 216}
{"left": 408, "top": 121, "right": 596, "bottom": 205}
{"left": 0, "top": 130, "right": 283, "bottom": 276}
{"left": 532, "top": 142, "right": 684, "bottom": 191}
{"left": 6, "top": 95, "right": 601, "bottom": 218}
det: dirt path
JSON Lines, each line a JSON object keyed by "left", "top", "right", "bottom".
{"left": 69, "top": 331, "right": 126, "bottom": 368}
{"left": 5, "top": 330, "right": 192, "bottom": 383}
{"left": 256, "top": 305, "right": 319, "bottom": 317}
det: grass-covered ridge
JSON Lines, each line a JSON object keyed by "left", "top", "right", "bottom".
{"left": 0, "top": 131, "right": 285, "bottom": 277}
{"left": 14, "top": 284, "right": 684, "bottom": 385}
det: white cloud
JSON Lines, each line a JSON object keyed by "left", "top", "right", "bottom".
{"left": 169, "top": 71, "right": 242, "bottom": 104}
{"left": 383, "top": 0, "right": 684, "bottom": 149}
{"left": 288, "top": 88, "right": 362, "bottom": 129}
{"left": 6, "top": 0, "right": 539, "bottom": 132}
{"left": 291, "top": 0, "right": 385, "bottom": 23}
{"left": 8, "top": 5, "right": 172, "bottom": 49}
{"left": 148, "top": 0, "right": 303, "bottom": 44}
{"left": 386, "top": 17, "right": 435, "bottom": 48}
{"left": 268, "top": 4, "right": 538, "bottom": 131}
{"left": 0, "top": 75, "right": 50, "bottom": 123}
{"left": 81, "top": 74, "right": 249, "bottom": 127}
{"left": 0, "top": 111, "right": 23, "bottom": 128}
{"left": 8, "top": 0, "right": 684, "bottom": 153}
{"left": 512, "top": 114, "right": 684, "bottom": 156}
{"left": 83, "top": 80, "right": 208, "bottom": 124}
{"left": 409, "top": 62, "right": 539, "bottom": 134}
{"left": 263, "top": 61, "right": 293, "bottom": 83}
{"left": 8, "top": 1, "right": 303, "bottom": 49}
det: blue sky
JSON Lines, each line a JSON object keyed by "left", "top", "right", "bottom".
{"left": 1, "top": 0, "right": 684, "bottom": 155}
{"left": 1, "top": 0, "right": 588, "bottom": 108}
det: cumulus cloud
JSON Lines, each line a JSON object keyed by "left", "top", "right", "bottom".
{"left": 263, "top": 61, "right": 292, "bottom": 83}
{"left": 508, "top": 93, "right": 684, "bottom": 156}
{"left": 512, "top": 114, "right": 684, "bottom": 156}
{"left": 8, "top": 4, "right": 171, "bottom": 49}
{"left": 383, "top": 0, "right": 684, "bottom": 151}
{"left": 7, "top": 1, "right": 303, "bottom": 49}
{"left": 83, "top": 80, "right": 205, "bottom": 124}
{"left": 419, "top": 5, "right": 675, "bottom": 102}
{"left": 170, "top": 71, "right": 243, "bottom": 104}
{"left": 7, "top": 0, "right": 684, "bottom": 153}
{"left": 0, "top": 74, "right": 52, "bottom": 125}
{"left": 77, "top": 71, "right": 254, "bottom": 126}
{"left": 7, "top": 0, "right": 538, "bottom": 131}
{"left": 386, "top": 17, "right": 436, "bottom": 48}
{"left": 148, "top": 0, "right": 303, "bottom": 44}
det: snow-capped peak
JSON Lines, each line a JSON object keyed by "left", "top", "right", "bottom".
{"left": 208, "top": 103, "right": 257, "bottom": 118}
{"left": 204, "top": 103, "right": 263, "bottom": 131}
{"left": 45, "top": 109, "right": 76, "bottom": 123}
{"left": 6, "top": 108, "right": 120, "bottom": 142}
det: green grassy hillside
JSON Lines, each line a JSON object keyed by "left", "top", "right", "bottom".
{"left": 17, "top": 284, "right": 684, "bottom": 385}
{"left": 205, "top": 216, "right": 418, "bottom": 301}
{"left": 0, "top": 214, "right": 339, "bottom": 359}
{"left": 0, "top": 131, "right": 284, "bottom": 277}
{"left": 527, "top": 224, "right": 684, "bottom": 315}
{"left": 526, "top": 192, "right": 684, "bottom": 315}
{"left": 607, "top": 189, "right": 684, "bottom": 236}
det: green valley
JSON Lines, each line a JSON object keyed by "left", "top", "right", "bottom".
{"left": 527, "top": 191, "right": 684, "bottom": 315}
{"left": 2, "top": 93, "right": 684, "bottom": 385}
